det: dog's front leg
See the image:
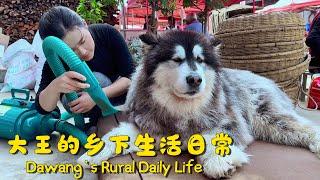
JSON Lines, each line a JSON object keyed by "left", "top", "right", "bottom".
{"left": 197, "top": 130, "right": 250, "bottom": 179}
{"left": 78, "top": 122, "right": 140, "bottom": 168}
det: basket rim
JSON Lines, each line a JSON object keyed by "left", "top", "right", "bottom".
{"left": 217, "top": 12, "right": 305, "bottom": 34}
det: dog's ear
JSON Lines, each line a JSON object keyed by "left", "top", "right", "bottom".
{"left": 139, "top": 33, "right": 159, "bottom": 55}
{"left": 210, "top": 38, "right": 222, "bottom": 54}
{"left": 210, "top": 38, "right": 222, "bottom": 47}
{"left": 139, "top": 33, "right": 159, "bottom": 46}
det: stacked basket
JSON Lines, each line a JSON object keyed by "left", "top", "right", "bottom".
{"left": 215, "top": 12, "right": 310, "bottom": 103}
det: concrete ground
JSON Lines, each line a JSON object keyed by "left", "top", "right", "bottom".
{"left": 0, "top": 89, "right": 318, "bottom": 180}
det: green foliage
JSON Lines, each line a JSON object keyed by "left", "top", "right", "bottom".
{"left": 205, "top": 0, "right": 225, "bottom": 10}
{"left": 183, "top": 0, "right": 193, "bottom": 8}
{"left": 160, "top": 0, "right": 176, "bottom": 16}
{"left": 183, "top": 0, "right": 225, "bottom": 10}
{"left": 77, "top": 0, "right": 121, "bottom": 24}
{"left": 148, "top": 0, "right": 176, "bottom": 16}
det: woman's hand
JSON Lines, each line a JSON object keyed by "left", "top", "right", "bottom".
{"left": 39, "top": 71, "right": 90, "bottom": 113}
{"left": 68, "top": 92, "right": 96, "bottom": 113}
{"left": 50, "top": 71, "right": 90, "bottom": 95}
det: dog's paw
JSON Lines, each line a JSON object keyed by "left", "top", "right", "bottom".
{"left": 202, "top": 156, "right": 236, "bottom": 179}
{"left": 309, "top": 129, "right": 320, "bottom": 158}
{"left": 228, "top": 145, "right": 250, "bottom": 166}
{"left": 77, "top": 140, "right": 115, "bottom": 169}
{"left": 77, "top": 153, "right": 93, "bottom": 169}
{"left": 199, "top": 145, "right": 250, "bottom": 179}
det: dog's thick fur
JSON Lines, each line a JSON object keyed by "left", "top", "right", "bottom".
{"left": 78, "top": 31, "right": 320, "bottom": 178}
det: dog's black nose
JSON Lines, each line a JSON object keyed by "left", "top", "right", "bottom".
{"left": 186, "top": 75, "right": 202, "bottom": 87}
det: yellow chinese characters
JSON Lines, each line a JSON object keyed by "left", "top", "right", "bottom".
{"left": 187, "top": 134, "right": 205, "bottom": 155}
{"left": 58, "top": 135, "right": 80, "bottom": 155}
{"left": 211, "top": 133, "right": 233, "bottom": 157}
{"left": 160, "top": 134, "right": 181, "bottom": 156}
{"left": 8, "top": 135, "right": 27, "bottom": 154}
{"left": 135, "top": 133, "right": 156, "bottom": 156}
{"left": 35, "top": 135, "right": 52, "bottom": 154}
{"left": 85, "top": 133, "right": 105, "bottom": 156}
{"left": 109, "top": 135, "right": 129, "bottom": 154}
{"left": 7, "top": 132, "right": 234, "bottom": 158}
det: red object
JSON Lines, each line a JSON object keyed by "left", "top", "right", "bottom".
{"left": 307, "top": 77, "right": 320, "bottom": 110}
{"left": 258, "top": 0, "right": 320, "bottom": 13}
{"left": 126, "top": 0, "right": 242, "bottom": 25}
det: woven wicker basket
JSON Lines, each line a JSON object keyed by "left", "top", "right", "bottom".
{"left": 220, "top": 48, "right": 304, "bottom": 60}
{"left": 217, "top": 12, "right": 305, "bottom": 34}
{"left": 216, "top": 26, "right": 305, "bottom": 45}
{"left": 283, "top": 84, "right": 300, "bottom": 103}
{"left": 277, "top": 78, "right": 300, "bottom": 89}
{"left": 221, "top": 57, "right": 304, "bottom": 73}
{"left": 259, "top": 58, "right": 310, "bottom": 82}
{"left": 217, "top": 11, "right": 307, "bottom": 101}
{"left": 221, "top": 40, "right": 304, "bottom": 56}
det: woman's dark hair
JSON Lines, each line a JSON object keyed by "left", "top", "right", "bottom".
{"left": 39, "top": 6, "right": 84, "bottom": 40}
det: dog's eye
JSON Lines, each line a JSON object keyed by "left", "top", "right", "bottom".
{"left": 173, "top": 58, "right": 182, "bottom": 62}
{"left": 196, "top": 57, "right": 203, "bottom": 63}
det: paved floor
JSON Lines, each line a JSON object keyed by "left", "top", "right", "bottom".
{"left": 0, "top": 90, "right": 318, "bottom": 180}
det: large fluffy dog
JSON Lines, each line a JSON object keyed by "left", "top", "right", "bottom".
{"left": 79, "top": 31, "right": 320, "bottom": 178}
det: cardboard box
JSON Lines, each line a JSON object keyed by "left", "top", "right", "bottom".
{"left": 0, "top": 34, "right": 10, "bottom": 49}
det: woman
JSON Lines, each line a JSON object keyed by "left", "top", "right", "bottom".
{"left": 306, "top": 10, "right": 320, "bottom": 74}
{"left": 35, "top": 6, "right": 134, "bottom": 134}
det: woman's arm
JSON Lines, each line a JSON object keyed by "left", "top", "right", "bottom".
{"left": 36, "top": 68, "right": 90, "bottom": 113}
{"left": 38, "top": 82, "right": 61, "bottom": 112}
{"left": 68, "top": 76, "right": 131, "bottom": 114}
{"left": 102, "top": 77, "right": 131, "bottom": 98}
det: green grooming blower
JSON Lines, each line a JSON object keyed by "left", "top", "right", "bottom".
{"left": 0, "top": 36, "right": 118, "bottom": 146}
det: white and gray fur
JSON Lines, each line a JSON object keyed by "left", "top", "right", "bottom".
{"left": 78, "top": 31, "right": 320, "bottom": 179}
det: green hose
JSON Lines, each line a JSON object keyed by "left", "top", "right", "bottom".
{"left": 45, "top": 118, "right": 88, "bottom": 146}
{"left": 42, "top": 36, "right": 118, "bottom": 142}
{"left": 42, "top": 36, "right": 118, "bottom": 126}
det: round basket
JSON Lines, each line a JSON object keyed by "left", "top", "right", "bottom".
{"left": 283, "top": 84, "right": 300, "bottom": 103}
{"left": 216, "top": 26, "right": 305, "bottom": 45}
{"left": 221, "top": 56, "right": 304, "bottom": 73}
{"left": 217, "top": 12, "right": 305, "bottom": 34}
{"left": 220, "top": 48, "right": 304, "bottom": 60}
{"left": 220, "top": 40, "right": 304, "bottom": 56}
{"left": 258, "top": 57, "right": 310, "bottom": 82}
{"left": 277, "top": 78, "right": 300, "bottom": 89}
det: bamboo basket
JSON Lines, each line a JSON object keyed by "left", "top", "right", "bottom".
{"left": 221, "top": 40, "right": 304, "bottom": 56}
{"left": 220, "top": 48, "right": 304, "bottom": 60}
{"left": 283, "top": 84, "right": 300, "bottom": 104}
{"left": 216, "top": 12, "right": 306, "bottom": 103}
{"left": 216, "top": 26, "right": 305, "bottom": 45}
{"left": 277, "top": 78, "right": 300, "bottom": 89}
{"left": 259, "top": 58, "right": 310, "bottom": 83}
{"left": 222, "top": 57, "right": 304, "bottom": 73}
{"left": 220, "top": 49, "right": 305, "bottom": 72}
